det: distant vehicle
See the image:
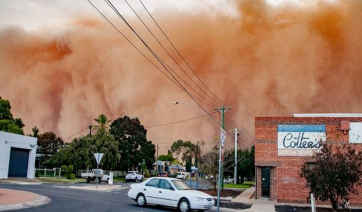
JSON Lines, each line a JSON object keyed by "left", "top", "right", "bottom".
{"left": 157, "top": 172, "right": 168, "bottom": 177}
{"left": 81, "top": 169, "right": 109, "bottom": 183}
{"left": 128, "top": 177, "right": 215, "bottom": 212}
{"left": 224, "top": 177, "right": 234, "bottom": 184}
{"left": 205, "top": 175, "right": 215, "bottom": 180}
{"left": 176, "top": 172, "right": 186, "bottom": 180}
{"left": 168, "top": 172, "right": 178, "bottom": 178}
{"left": 126, "top": 171, "right": 143, "bottom": 182}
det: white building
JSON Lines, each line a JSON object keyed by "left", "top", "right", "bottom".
{"left": 0, "top": 131, "right": 37, "bottom": 179}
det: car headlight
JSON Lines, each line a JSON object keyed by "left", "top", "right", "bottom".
{"left": 193, "top": 197, "right": 206, "bottom": 201}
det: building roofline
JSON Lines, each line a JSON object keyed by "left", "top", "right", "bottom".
{"left": 293, "top": 113, "right": 362, "bottom": 117}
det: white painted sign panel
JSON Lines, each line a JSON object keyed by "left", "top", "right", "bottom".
{"left": 278, "top": 125, "right": 326, "bottom": 156}
{"left": 349, "top": 122, "right": 362, "bottom": 144}
{"left": 94, "top": 153, "right": 104, "bottom": 164}
{"left": 220, "top": 128, "right": 226, "bottom": 148}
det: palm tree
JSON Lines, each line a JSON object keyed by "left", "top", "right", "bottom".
{"left": 93, "top": 114, "right": 111, "bottom": 133}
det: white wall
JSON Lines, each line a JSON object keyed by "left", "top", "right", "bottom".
{"left": 0, "top": 131, "right": 37, "bottom": 179}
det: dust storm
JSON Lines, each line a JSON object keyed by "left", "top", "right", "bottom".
{"left": 0, "top": 0, "right": 361, "bottom": 154}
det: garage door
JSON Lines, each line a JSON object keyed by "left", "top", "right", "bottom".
{"left": 8, "top": 147, "right": 30, "bottom": 177}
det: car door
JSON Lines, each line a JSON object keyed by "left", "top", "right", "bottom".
{"left": 143, "top": 178, "right": 160, "bottom": 204}
{"left": 157, "top": 179, "right": 178, "bottom": 207}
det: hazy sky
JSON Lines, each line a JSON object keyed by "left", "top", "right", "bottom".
{"left": 1, "top": 0, "right": 361, "bottom": 155}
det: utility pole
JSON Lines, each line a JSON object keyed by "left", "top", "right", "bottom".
{"left": 233, "top": 128, "right": 240, "bottom": 184}
{"left": 215, "top": 106, "right": 230, "bottom": 212}
{"left": 89, "top": 124, "right": 92, "bottom": 138}
{"left": 156, "top": 144, "right": 159, "bottom": 174}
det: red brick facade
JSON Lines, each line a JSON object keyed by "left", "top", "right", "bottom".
{"left": 255, "top": 117, "right": 362, "bottom": 205}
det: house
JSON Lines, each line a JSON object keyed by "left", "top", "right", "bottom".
{"left": 0, "top": 131, "right": 37, "bottom": 179}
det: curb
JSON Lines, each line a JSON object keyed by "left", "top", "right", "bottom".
{"left": 0, "top": 194, "right": 51, "bottom": 212}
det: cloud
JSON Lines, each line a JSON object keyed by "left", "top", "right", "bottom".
{"left": 1, "top": 0, "right": 362, "bottom": 154}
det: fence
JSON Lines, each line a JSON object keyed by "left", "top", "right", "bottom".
{"left": 36, "top": 168, "right": 63, "bottom": 177}
{"left": 36, "top": 168, "right": 157, "bottom": 178}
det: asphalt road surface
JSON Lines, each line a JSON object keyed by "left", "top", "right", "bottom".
{"left": 0, "top": 182, "right": 233, "bottom": 212}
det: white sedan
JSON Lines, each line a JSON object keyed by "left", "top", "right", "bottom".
{"left": 176, "top": 172, "right": 186, "bottom": 180}
{"left": 128, "top": 177, "right": 215, "bottom": 212}
{"left": 125, "top": 171, "right": 143, "bottom": 182}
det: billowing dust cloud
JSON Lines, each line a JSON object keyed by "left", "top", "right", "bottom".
{"left": 1, "top": 0, "right": 362, "bottom": 154}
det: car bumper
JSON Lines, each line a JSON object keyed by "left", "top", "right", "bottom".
{"left": 126, "top": 177, "right": 137, "bottom": 180}
{"left": 190, "top": 199, "right": 215, "bottom": 210}
{"left": 127, "top": 190, "right": 137, "bottom": 200}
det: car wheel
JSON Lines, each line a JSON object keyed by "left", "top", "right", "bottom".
{"left": 135, "top": 178, "right": 138, "bottom": 182}
{"left": 141, "top": 178, "right": 143, "bottom": 182}
{"left": 178, "top": 198, "right": 190, "bottom": 212}
{"left": 136, "top": 194, "right": 147, "bottom": 206}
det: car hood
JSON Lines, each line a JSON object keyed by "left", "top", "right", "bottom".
{"left": 179, "top": 190, "right": 213, "bottom": 198}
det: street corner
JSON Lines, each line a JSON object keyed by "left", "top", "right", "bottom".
{"left": 0, "top": 188, "right": 50, "bottom": 211}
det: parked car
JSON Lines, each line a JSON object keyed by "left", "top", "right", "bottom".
{"left": 176, "top": 172, "right": 186, "bottom": 180}
{"left": 157, "top": 172, "right": 168, "bottom": 177}
{"left": 128, "top": 177, "right": 215, "bottom": 212}
{"left": 126, "top": 171, "right": 143, "bottom": 182}
{"left": 168, "top": 172, "right": 178, "bottom": 178}
{"left": 224, "top": 177, "right": 234, "bottom": 184}
{"left": 81, "top": 169, "right": 109, "bottom": 183}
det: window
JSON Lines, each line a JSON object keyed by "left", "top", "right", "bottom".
{"left": 159, "top": 179, "right": 173, "bottom": 190}
{"left": 146, "top": 178, "right": 160, "bottom": 188}
{"left": 171, "top": 180, "right": 191, "bottom": 190}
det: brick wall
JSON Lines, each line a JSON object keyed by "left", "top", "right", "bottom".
{"left": 255, "top": 117, "right": 362, "bottom": 205}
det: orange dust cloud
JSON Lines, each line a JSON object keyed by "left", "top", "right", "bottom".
{"left": 1, "top": 0, "right": 362, "bottom": 154}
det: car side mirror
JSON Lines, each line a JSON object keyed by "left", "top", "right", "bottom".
{"left": 169, "top": 187, "right": 175, "bottom": 191}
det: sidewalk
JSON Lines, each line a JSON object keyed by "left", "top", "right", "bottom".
{"left": 230, "top": 187, "right": 276, "bottom": 212}
{"left": 0, "top": 187, "right": 50, "bottom": 211}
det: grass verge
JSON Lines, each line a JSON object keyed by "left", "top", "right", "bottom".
{"left": 223, "top": 181, "right": 254, "bottom": 189}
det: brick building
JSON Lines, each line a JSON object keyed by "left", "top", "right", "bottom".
{"left": 255, "top": 114, "right": 362, "bottom": 205}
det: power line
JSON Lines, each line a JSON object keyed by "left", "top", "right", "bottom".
{"left": 126, "top": 0, "right": 220, "bottom": 108}
{"left": 89, "top": 0, "right": 250, "bottom": 146}
{"left": 87, "top": 0, "right": 181, "bottom": 89}
{"left": 145, "top": 111, "right": 218, "bottom": 128}
{"left": 104, "top": 0, "right": 221, "bottom": 127}
{"left": 138, "top": 0, "right": 243, "bottom": 131}
{"left": 139, "top": 0, "right": 225, "bottom": 106}
{"left": 62, "top": 126, "right": 89, "bottom": 140}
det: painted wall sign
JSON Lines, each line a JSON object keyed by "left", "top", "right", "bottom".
{"left": 278, "top": 125, "right": 326, "bottom": 156}
{"left": 349, "top": 122, "right": 362, "bottom": 144}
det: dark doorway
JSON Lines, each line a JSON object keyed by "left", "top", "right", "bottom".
{"left": 8, "top": 147, "right": 30, "bottom": 177}
{"left": 261, "top": 167, "right": 270, "bottom": 198}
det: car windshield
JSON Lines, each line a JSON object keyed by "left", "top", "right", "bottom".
{"left": 127, "top": 172, "right": 135, "bottom": 175}
{"left": 171, "top": 180, "right": 191, "bottom": 190}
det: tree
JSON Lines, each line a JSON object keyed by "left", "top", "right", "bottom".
{"left": 236, "top": 146, "right": 255, "bottom": 182}
{"left": 300, "top": 142, "right": 362, "bottom": 211}
{"left": 37, "top": 132, "right": 65, "bottom": 161}
{"left": 93, "top": 114, "right": 111, "bottom": 131}
{"left": 44, "top": 114, "right": 121, "bottom": 170}
{"left": 170, "top": 140, "right": 196, "bottom": 162}
{"left": 0, "top": 96, "right": 24, "bottom": 134}
{"left": 110, "top": 116, "right": 155, "bottom": 171}
{"left": 31, "top": 126, "right": 39, "bottom": 137}
{"left": 158, "top": 151, "right": 174, "bottom": 162}
{"left": 198, "top": 142, "right": 219, "bottom": 190}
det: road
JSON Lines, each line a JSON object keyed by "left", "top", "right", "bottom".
{"left": 0, "top": 182, "right": 235, "bottom": 212}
